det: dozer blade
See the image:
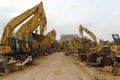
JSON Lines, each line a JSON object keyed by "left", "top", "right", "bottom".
{"left": 4, "top": 62, "right": 17, "bottom": 74}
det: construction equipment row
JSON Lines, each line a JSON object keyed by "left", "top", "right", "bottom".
{"left": 61, "top": 25, "right": 120, "bottom": 75}
{"left": 0, "top": 2, "right": 58, "bottom": 74}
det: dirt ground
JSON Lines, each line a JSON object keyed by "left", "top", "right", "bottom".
{"left": 0, "top": 52, "right": 120, "bottom": 80}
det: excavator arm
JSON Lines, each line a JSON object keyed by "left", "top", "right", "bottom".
{"left": 16, "top": 16, "right": 39, "bottom": 52}
{"left": 16, "top": 2, "right": 46, "bottom": 41}
{"left": 40, "top": 9, "right": 47, "bottom": 35}
{"left": 79, "top": 25, "right": 97, "bottom": 43}
{"left": 24, "top": 3, "right": 47, "bottom": 41}
{"left": 16, "top": 17, "right": 33, "bottom": 40}
{"left": 1, "top": 2, "right": 43, "bottom": 46}
{"left": 18, "top": 3, "right": 47, "bottom": 52}
{"left": 44, "top": 29, "right": 56, "bottom": 43}
{"left": 40, "top": 29, "right": 56, "bottom": 49}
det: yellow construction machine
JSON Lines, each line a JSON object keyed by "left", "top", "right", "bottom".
{"left": 79, "top": 25, "right": 97, "bottom": 47}
{"left": 40, "top": 29, "right": 57, "bottom": 55}
{"left": 0, "top": 2, "right": 44, "bottom": 54}
{"left": 79, "top": 25, "right": 112, "bottom": 65}
{"left": 0, "top": 2, "right": 46, "bottom": 74}
{"left": 78, "top": 25, "right": 96, "bottom": 61}
{"left": 65, "top": 37, "right": 81, "bottom": 56}
{"left": 79, "top": 26, "right": 120, "bottom": 69}
{"left": 21, "top": 2, "right": 47, "bottom": 57}
{"left": 88, "top": 34, "right": 120, "bottom": 68}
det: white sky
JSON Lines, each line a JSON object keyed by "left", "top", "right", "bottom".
{"left": 0, "top": 0, "right": 120, "bottom": 41}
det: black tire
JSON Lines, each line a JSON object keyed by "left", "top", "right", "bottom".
{"left": 101, "top": 56, "right": 114, "bottom": 66}
{"left": 88, "top": 53, "right": 99, "bottom": 63}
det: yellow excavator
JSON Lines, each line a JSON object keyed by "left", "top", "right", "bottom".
{"left": 40, "top": 29, "right": 56, "bottom": 55}
{"left": 24, "top": 4, "right": 47, "bottom": 52}
{"left": 41, "top": 29, "right": 56, "bottom": 49}
{"left": 77, "top": 25, "right": 96, "bottom": 61}
{"left": 16, "top": 16, "right": 35, "bottom": 53}
{"left": 79, "top": 25, "right": 97, "bottom": 46}
{"left": 0, "top": 2, "right": 44, "bottom": 54}
{"left": 24, "top": 3, "right": 46, "bottom": 40}
{"left": 15, "top": 1, "right": 46, "bottom": 56}
{"left": 79, "top": 25, "right": 105, "bottom": 63}
{"left": 65, "top": 37, "right": 81, "bottom": 56}
{"left": 79, "top": 25, "right": 119, "bottom": 68}
{"left": 0, "top": 2, "right": 46, "bottom": 74}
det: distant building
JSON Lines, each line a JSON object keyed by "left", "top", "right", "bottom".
{"left": 59, "top": 34, "right": 79, "bottom": 48}
{"left": 60, "top": 34, "right": 79, "bottom": 41}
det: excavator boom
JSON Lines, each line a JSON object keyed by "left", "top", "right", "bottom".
{"left": 40, "top": 29, "right": 56, "bottom": 49}
{"left": 24, "top": 3, "right": 47, "bottom": 41}
{"left": 1, "top": 2, "right": 43, "bottom": 46}
{"left": 79, "top": 25, "right": 97, "bottom": 43}
{"left": 40, "top": 9, "right": 47, "bottom": 35}
{"left": 16, "top": 18, "right": 33, "bottom": 40}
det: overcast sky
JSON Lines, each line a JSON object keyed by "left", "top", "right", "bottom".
{"left": 0, "top": 0, "right": 120, "bottom": 41}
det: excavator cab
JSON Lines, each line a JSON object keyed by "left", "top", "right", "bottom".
{"left": 9, "top": 38, "right": 19, "bottom": 52}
